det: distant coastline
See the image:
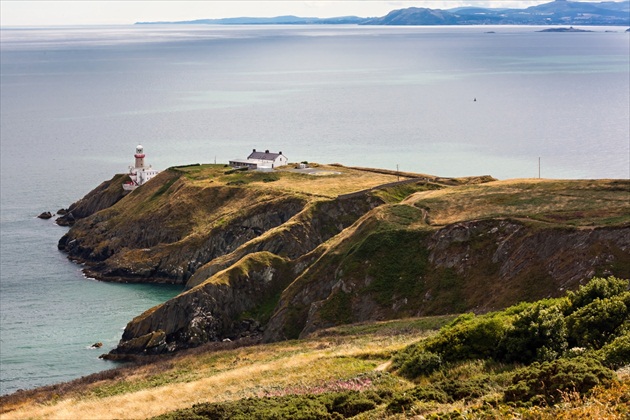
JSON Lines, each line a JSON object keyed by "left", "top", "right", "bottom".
{"left": 136, "top": 0, "right": 630, "bottom": 27}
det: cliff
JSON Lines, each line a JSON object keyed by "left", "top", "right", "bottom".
{"left": 57, "top": 165, "right": 629, "bottom": 358}
{"left": 56, "top": 173, "right": 130, "bottom": 226}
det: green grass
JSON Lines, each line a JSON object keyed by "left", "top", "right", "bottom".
{"left": 406, "top": 179, "right": 630, "bottom": 227}
{"left": 149, "top": 176, "right": 179, "bottom": 201}
{"left": 318, "top": 292, "right": 353, "bottom": 325}
{"left": 375, "top": 182, "right": 443, "bottom": 204}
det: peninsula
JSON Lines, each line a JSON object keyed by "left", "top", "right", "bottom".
{"left": 54, "top": 162, "right": 629, "bottom": 359}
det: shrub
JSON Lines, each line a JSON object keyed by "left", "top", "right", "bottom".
{"left": 566, "top": 276, "right": 629, "bottom": 315}
{"left": 396, "top": 350, "right": 442, "bottom": 379}
{"left": 596, "top": 332, "right": 630, "bottom": 369}
{"left": 154, "top": 391, "right": 384, "bottom": 419}
{"left": 504, "top": 357, "right": 614, "bottom": 405}
{"left": 387, "top": 394, "right": 416, "bottom": 414}
{"left": 424, "top": 314, "right": 509, "bottom": 362}
{"left": 501, "top": 303, "right": 567, "bottom": 363}
{"left": 566, "top": 294, "right": 628, "bottom": 349}
{"left": 410, "top": 386, "right": 450, "bottom": 403}
{"left": 432, "top": 377, "right": 490, "bottom": 402}
{"left": 324, "top": 391, "right": 380, "bottom": 417}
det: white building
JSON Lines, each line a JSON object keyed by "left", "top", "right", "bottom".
{"left": 123, "top": 145, "right": 159, "bottom": 191}
{"left": 229, "top": 149, "right": 288, "bottom": 170}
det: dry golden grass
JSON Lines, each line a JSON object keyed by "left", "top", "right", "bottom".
{"left": 175, "top": 163, "right": 419, "bottom": 198}
{"left": 404, "top": 178, "right": 630, "bottom": 226}
{"left": 1, "top": 318, "right": 444, "bottom": 420}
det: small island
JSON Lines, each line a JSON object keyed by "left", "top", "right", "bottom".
{"left": 538, "top": 26, "right": 593, "bottom": 32}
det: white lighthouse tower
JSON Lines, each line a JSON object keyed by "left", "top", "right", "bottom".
{"left": 123, "top": 145, "right": 159, "bottom": 191}
{"left": 134, "top": 145, "right": 145, "bottom": 168}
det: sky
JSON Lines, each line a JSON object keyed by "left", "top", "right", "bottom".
{"left": 0, "top": 0, "right": 619, "bottom": 26}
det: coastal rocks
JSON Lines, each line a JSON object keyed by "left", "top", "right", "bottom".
{"left": 90, "top": 342, "right": 103, "bottom": 348}
{"left": 56, "top": 212, "right": 75, "bottom": 227}
{"left": 103, "top": 330, "right": 167, "bottom": 359}
{"left": 37, "top": 211, "right": 53, "bottom": 219}
{"left": 56, "top": 173, "right": 130, "bottom": 226}
{"left": 58, "top": 171, "right": 308, "bottom": 284}
{"left": 106, "top": 252, "right": 293, "bottom": 357}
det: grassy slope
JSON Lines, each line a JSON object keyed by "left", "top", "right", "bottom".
{"left": 265, "top": 179, "right": 629, "bottom": 340}
{"left": 173, "top": 163, "right": 419, "bottom": 198}
{"left": 2, "top": 314, "right": 627, "bottom": 419}
{"left": 405, "top": 178, "right": 630, "bottom": 227}
{"left": 0, "top": 317, "right": 454, "bottom": 419}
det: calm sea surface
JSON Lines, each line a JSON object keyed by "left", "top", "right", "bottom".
{"left": 1, "top": 24, "right": 628, "bottom": 395}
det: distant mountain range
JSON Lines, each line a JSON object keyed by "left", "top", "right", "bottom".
{"left": 137, "top": 0, "right": 630, "bottom": 26}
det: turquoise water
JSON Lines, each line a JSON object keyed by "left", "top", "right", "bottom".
{"left": 0, "top": 211, "right": 182, "bottom": 395}
{"left": 1, "top": 25, "right": 628, "bottom": 395}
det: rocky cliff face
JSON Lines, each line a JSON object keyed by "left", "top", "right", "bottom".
{"left": 58, "top": 170, "right": 311, "bottom": 283}
{"left": 56, "top": 173, "right": 130, "bottom": 226}
{"left": 58, "top": 171, "right": 630, "bottom": 358}
{"left": 104, "top": 252, "right": 294, "bottom": 357}
{"left": 184, "top": 194, "right": 385, "bottom": 289}
{"left": 264, "top": 213, "right": 629, "bottom": 341}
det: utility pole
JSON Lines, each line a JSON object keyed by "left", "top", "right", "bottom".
{"left": 538, "top": 157, "right": 541, "bottom": 179}
{"left": 397, "top": 164, "right": 399, "bottom": 182}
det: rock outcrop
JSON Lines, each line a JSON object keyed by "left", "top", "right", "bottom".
{"left": 105, "top": 252, "right": 293, "bottom": 357}
{"left": 37, "top": 211, "right": 53, "bottom": 219}
{"left": 264, "top": 215, "right": 630, "bottom": 341}
{"left": 56, "top": 173, "right": 130, "bottom": 226}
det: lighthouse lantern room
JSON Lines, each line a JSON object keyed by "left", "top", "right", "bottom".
{"left": 123, "top": 145, "right": 159, "bottom": 191}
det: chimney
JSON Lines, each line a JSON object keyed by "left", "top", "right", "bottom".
{"left": 265, "top": 149, "right": 269, "bottom": 153}
{"left": 279, "top": 151, "right": 282, "bottom": 155}
{"left": 253, "top": 149, "right": 256, "bottom": 153}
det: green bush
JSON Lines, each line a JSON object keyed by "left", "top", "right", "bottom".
{"left": 424, "top": 314, "right": 509, "bottom": 363}
{"left": 386, "top": 394, "right": 416, "bottom": 414}
{"left": 504, "top": 357, "right": 614, "bottom": 405}
{"left": 153, "top": 391, "right": 383, "bottom": 420}
{"left": 410, "top": 386, "right": 450, "bottom": 403}
{"left": 501, "top": 303, "right": 567, "bottom": 363}
{"left": 396, "top": 350, "right": 442, "bottom": 379}
{"left": 432, "top": 377, "right": 490, "bottom": 402}
{"left": 566, "top": 294, "right": 628, "bottom": 349}
{"left": 566, "top": 276, "right": 629, "bottom": 315}
{"left": 596, "top": 332, "right": 630, "bottom": 369}
{"left": 325, "top": 391, "right": 380, "bottom": 417}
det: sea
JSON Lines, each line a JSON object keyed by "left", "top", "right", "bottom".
{"left": 1, "top": 24, "right": 628, "bottom": 396}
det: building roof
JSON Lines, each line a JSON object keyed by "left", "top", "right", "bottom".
{"left": 248, "top": 149, "right": 285, "bottom": 161}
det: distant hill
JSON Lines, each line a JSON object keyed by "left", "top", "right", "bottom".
{"left": 136, "top": 1, "right": 630, "bottom": 26}
{"left": 136, "top": 15, "right": 365, "bottom": 25}
{"left": 363, "top": 0, "right": 630, "bottom": 25}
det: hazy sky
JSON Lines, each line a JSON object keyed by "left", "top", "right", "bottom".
{"left": 0, "top": 0, "right": 615, "bottom": 26}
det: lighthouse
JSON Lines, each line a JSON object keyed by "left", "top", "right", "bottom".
{"left": 123, "top": 145, "right": 159, "bottom": 191}
{"left": 134, "top": 145, "right": 146, "bottom": 169}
